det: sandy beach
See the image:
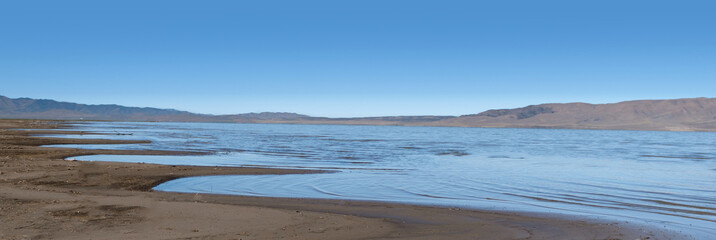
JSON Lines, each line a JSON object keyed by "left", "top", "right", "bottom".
{"left": 0, "top": 120, "right": 680, "bottom": 239}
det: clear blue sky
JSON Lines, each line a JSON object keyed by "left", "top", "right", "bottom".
{"left": 1, "top": 1, "right": 714, "bottom": 117}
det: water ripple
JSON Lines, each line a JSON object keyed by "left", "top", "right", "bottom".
{"left": 63, "top": 122, "right": 716, "bottom": 238}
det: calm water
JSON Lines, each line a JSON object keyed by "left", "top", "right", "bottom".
{"left": 48, "top": 122, "right": 716, "bottom": 238}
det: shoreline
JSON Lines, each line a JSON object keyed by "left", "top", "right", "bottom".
{"left": 8, "top": 118, "right": 715, "bottom": 134}
{"left": 0, "top": 119, "right": 683, "bottom": 239}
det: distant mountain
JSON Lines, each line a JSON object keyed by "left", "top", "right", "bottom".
{"left": 222, "top": 112, "right": 311, "bottom": 121}
{"left": 0, "top": 95, "right": 197, "bottom": 121}
{"left": 433, "top": 98, "right": 716, "bottom": 131}
{"left": 0, "top": 95, "right": 301, "bottom": 122}
{"left": 1, "top": 95, "right": 715, "bottom": 131}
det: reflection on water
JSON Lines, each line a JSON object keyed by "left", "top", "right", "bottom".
{"left": 64, "top": 122, "right": 716, "bottom": 238}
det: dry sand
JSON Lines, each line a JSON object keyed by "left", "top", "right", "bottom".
{"left": 0, "top": 120, "right": 681, "bottom": 239}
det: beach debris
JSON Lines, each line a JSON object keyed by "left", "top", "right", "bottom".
{"left": 112, "top": 131, "right": 134, "bottom": 135}
{"left": 435, "top": 150, "right": 470, "bottom": 156}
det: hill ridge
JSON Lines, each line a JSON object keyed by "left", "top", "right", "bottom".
{"left": 1, "top": 95, "right": 715, "bottom": 131}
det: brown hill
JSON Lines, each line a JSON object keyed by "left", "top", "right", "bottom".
{"left": 433, "top": 98, "right": 716, "bottom": 131}
{"left": 2, "top": 95, "right": 715, "bottom": 131}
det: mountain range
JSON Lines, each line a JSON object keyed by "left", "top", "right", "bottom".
{"left": 2, "top": 95, "right": 715, "bottom": 131}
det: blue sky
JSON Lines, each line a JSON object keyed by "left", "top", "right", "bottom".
{"left": 1, "top": 1, "right": 714, "bottom": 117}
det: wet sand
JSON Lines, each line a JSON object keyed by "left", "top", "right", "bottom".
{"left": 0, "top": 120, "right": 680, "bottom": 239}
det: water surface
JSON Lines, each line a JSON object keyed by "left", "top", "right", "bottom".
{"left": 57, "top": 122, "right": 715, "bottom": 238}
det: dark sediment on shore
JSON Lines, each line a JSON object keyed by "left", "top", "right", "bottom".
{"left": 0, "top": 119, "right": 682, "bottom": 239}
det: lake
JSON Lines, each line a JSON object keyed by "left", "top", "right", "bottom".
{"left": 45, "top": 121, "right": 716, "bottom": 238}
